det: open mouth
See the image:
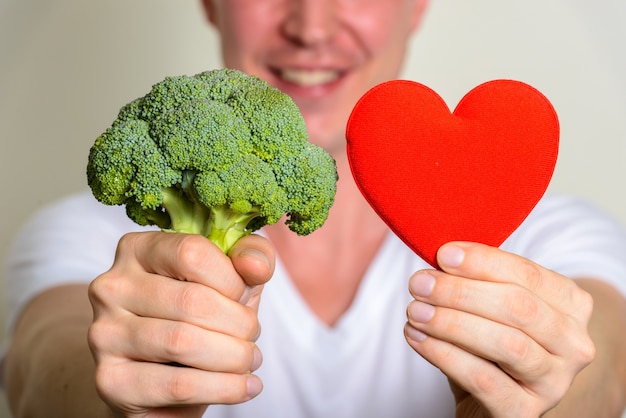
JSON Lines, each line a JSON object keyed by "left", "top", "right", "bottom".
{"left": 278, "top": 68, "right": 342, "bottom": 87}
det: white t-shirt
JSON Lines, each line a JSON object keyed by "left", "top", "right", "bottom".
{"left": 4, "top": 191, "right": 626, "bottom": 418}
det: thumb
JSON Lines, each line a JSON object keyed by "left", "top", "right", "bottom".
{"left": 228, "top": 234, "right": 275, "bottom": 287}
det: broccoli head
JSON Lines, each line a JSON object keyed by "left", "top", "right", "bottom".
{"left": 87, "top": 69, "right": 338, "bottom": 253}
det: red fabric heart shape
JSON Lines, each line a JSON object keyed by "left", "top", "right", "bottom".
{"left": 346, "top": 80, "right": 559, "bottom": 268}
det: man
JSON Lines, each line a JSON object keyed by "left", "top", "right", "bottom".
{"left": 4, "top": 1, "right": 626, "bottom": 417}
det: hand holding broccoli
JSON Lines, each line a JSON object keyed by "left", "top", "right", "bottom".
{"left": 86, "top": 69, "right": 337, "bottom": 412}
{"left": 87, "top": 69, "right": 337, "bottom": 253}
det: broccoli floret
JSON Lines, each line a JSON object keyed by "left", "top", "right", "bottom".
{"left": 87, "top": 69, "right": 338, "bottom": 253}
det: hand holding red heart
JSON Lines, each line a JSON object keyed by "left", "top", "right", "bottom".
{"left": 347, "top": 80, "right": 593, "bottom": 416}
{"left": 404, "top": 241, "right": 594, "bottom": 417}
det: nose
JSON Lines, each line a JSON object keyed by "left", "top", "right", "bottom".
{"left": 282, "top": 0, "right": 338, "bottom": 47}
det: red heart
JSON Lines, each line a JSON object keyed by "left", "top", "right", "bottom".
{"left": 346, "top": 80, "right": 559, "bottom": 268}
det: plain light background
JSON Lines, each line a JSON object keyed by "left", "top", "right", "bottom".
{"left": 1, "top": 0, "right": 625, "bottom": 416}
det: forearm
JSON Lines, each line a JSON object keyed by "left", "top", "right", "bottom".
{"left": 3, "top": 284, "right": 112, "bottom": 417}
{"left": 545, "top": 278, "right": 626, "bottom": 417}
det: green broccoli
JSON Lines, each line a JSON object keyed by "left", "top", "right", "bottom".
{"left": 87, "top": 68, "right": 338, "bottom": 253}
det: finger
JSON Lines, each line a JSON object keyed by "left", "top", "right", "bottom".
{"left": 90, "top": 315, "right": 262, "bottom": 374}
{"left": 406, "top": 299, "right": 553, "bottom": 385}
{"left": 94, "top": 360, "right": 262, "bottom": 413}
{"left": 404, "top": 323, "right": 549, "bottom": 417}
{"left": 406, "top": 273, "right": 593, "bottom": 402}
{"left": 436, "top": 242, "right": 591, "bottom": 319}
{"left": 115, "top": 232, "right": 248, "bottom": 301}
{"left": 89, "top": 271, "right": 260, "bottom": 341}
{"left": 229, "top": 234, "right": 276, "bottom": 287}
{"left": 229, "top": 234, "right": 275, "bottom": 308}
{"left": 408, "top": 269, "right": 593, "bottom": 363}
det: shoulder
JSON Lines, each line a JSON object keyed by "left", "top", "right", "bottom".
{"left": 4, "top": 191, "right": 148, "bottom": 329}
{"left": 26, "top": 190, "right": 132, "bottom": 225}
{"left": 505, "top": 194, "right": 626, "bottom": 295}
{"left": 508, "top": 194, "right": 626, "bottom": 248}
{"left": 14, "top": 190, "right": 148, "bottom": 240}
{"left": 8, "top": 190, "right": 150, "bottom": 266}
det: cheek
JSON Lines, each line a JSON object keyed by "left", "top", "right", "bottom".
{"left": 369, "top": 26, "right": 411, "bottom": 58}
{"left": 348, "top": 3, "right": 416, "bottom": 56}
{"left": 215, "top": 6, "right": 273, "bottom": 68}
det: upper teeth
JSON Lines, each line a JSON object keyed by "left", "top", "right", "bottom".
{"left": 281, "top": 69, "right": 339, "bottom": 86}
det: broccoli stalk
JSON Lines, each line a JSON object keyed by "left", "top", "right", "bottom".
{"left": 158, "top": 171, "right": 261, "bottom": 252}
{"left": 207, "top": 206, "right": 262, "bottom": 254}
{"left": 159, "top": 172, "right": 213, "bottom": 236}
{"left": 87, "top": 69, "right": 337, "bottom": 254}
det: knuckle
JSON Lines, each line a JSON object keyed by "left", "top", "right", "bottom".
{"left": 501, "top": 332, "right": 544, "bottom": 375}
{"left": 87, "top": 321, "right": 109, "bottom": 352}
{"left": 446, "top": 280, "right": 472, "bottom": 309}
{"left": 558, "top": 315, "right": 595, "bottom": 366}
{"left": 164, "top": 322, "right": 194, "bottom": 360}
{"left": 234, "top": 341, "right": 257, "bottom": 373}
{"left": 176, "top": 234, "right": 212, "bottom": 269}
{"left": 116, "top": 232, "right": 143, "bottom": 258}
{"left": 88, "top": 272, "right": 119, "bottom": 306}
{"left": 518, "top": 259, "right": 544, "bottom": 291}
{"left": 238, "top": 307, "right": 261, "bottom": 341}
{"left": 222, "top": 305, "right": 260, "bottom": 341}
{"left": 115, "top": 232, "right": 134, "bottom": 252}
{"left": 469, "top": 366, "right": 500, "bottom": 396}
{"left": 93, "top": 362, "right": 121, "bottom": 402}
{"left": 575, "top": 334, "right": 596, "bottom": 365}
{"left": 503, "top": 289, "right": 542, "bottom": 328}
{"left": 87, "top": 276, "right": 105, "bottom": 306}
{"left": 572, "top": 285, "right": 594, "bottom": 321}
{"left": 500, "top": 331, "right": 530, "bottom": 360}
{"left": 174, "top": 285, "right": 259, "bottom": 340}
{"left": 175, "top": 283, "right": 210, "bottom": 316}
{"left": 88, "top": 318, "right": 127, "bottom": 363}
{"left": 543, "top": 377, "right": 572, "bottom": 411}
{"left": 215, "top": 340, "right": 257, "bottom": 374}
{"left": 162, "top": 372, "right": 197, "bottom": 404}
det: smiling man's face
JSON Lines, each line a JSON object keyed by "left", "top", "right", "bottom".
{"left": 203, "top": 0, "right": 428, "bottom": 154}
